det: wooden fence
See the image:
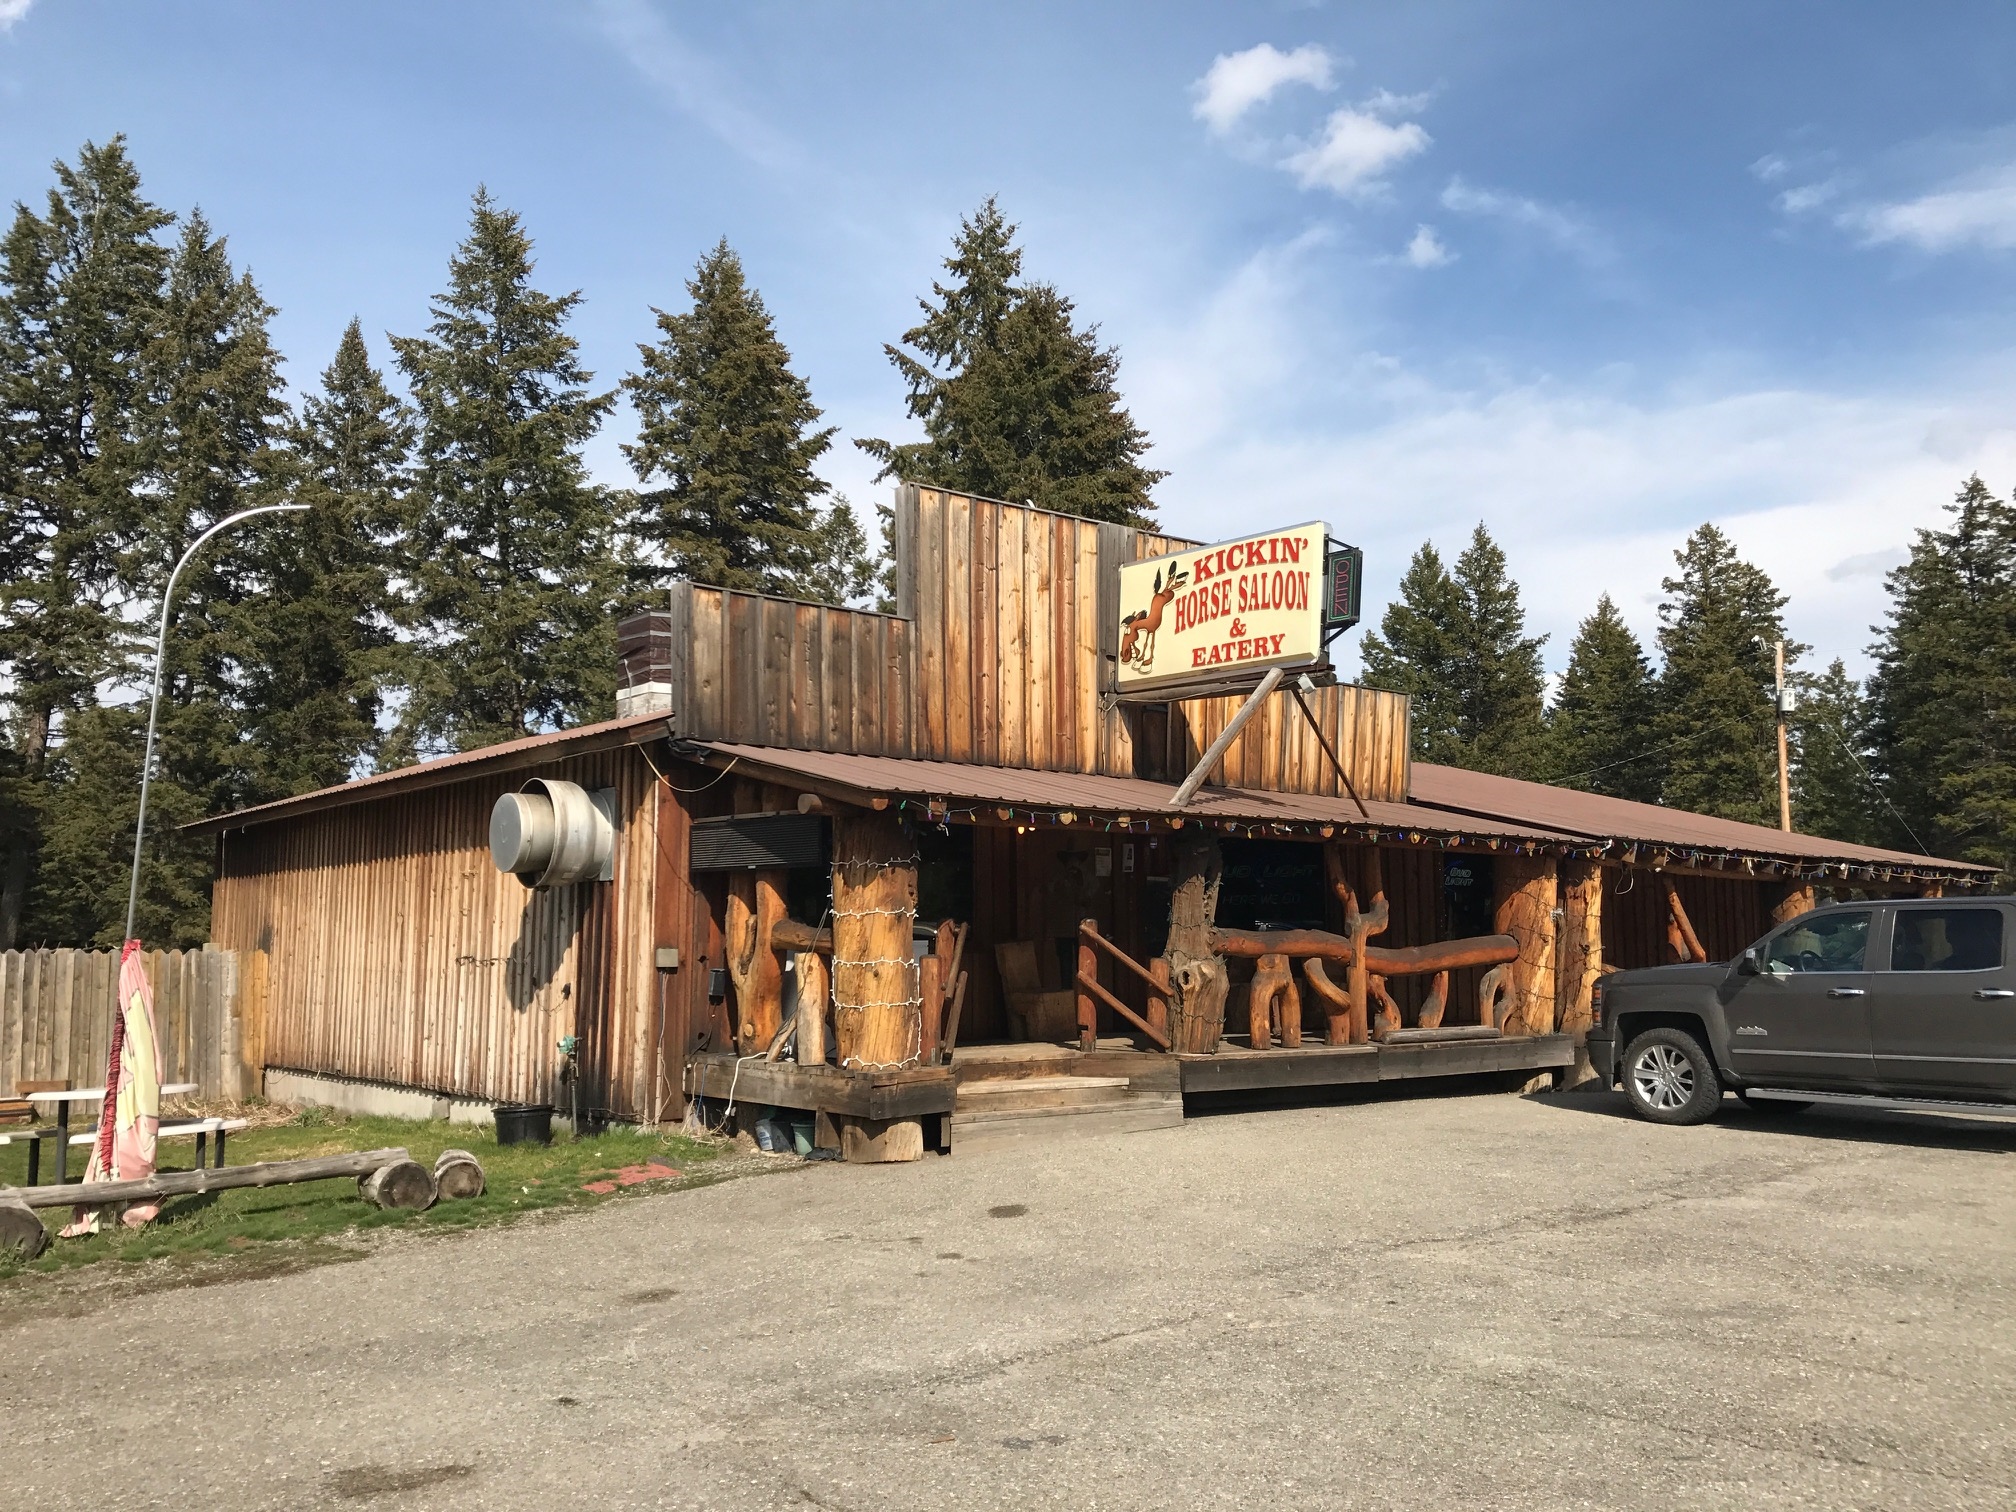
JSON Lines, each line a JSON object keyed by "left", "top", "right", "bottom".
{"left": 0, "top": 948, "right": 248, "bottom": 1103}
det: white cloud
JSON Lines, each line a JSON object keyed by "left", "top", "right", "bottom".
{"left": 1776, "top": 178, "right": 1842, "bottom": 214}
{"left": 1191, "top": 43, "right": 1336, "bottom": 135}
{"left": 1404, "top": 224, "right": 1453, "bottom": 267}
{"left": 1439, "top": 177, "right": 1608, "bottom": 262}
{"left": 1750, "top": 153, "right": 1790, "bottom": 183}
{"left": 590, "top": 0, "right": 795, "bottom": 170}
{"left": 1841, "top": 165, "right": 2016, "bottom": 252}
{"left": 0, "top": 0, "right": 31, "bottom": 30}
{"left": 1284, "top": 107, "right": 1430, "bottom": 197}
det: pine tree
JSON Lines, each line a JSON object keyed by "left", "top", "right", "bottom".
{"left": 234, "top": 320, "right": 409, "bottom": 797}
{"left": 33, "top": 210, "right": 289, "bottom": 947}
{"left": 1549, "top": 594, "right": 1659, "bottom": 800}
{"left": 1360, "top": 543, "right": 1466, "bottom": 765}
{"left": 859, "top": 199, "right": 1163, "bottom": 527}
{"left": 623, "top": 239, "right": 834, "bottom": 595}
{"left": 1866, "top": 475, "right": 2016, "bottom": 873}
{"left": 1654, "top": 523, "right": 1800, "bottom": 826}
{"left": 389, "top": 190, "right": 620, "bottom": 759}
{"left": 0, "top": 137, "right": 171, "bottom": 944}
{"left": 797, "top": 497, "right": 880, "bottom": 608}
{"left": 1360, "top": 525, "right": 1547, "bottom": 776}
{"left": 1448, "top": 524, "right": 1548, "bottom": 777}
{"left": 1791, "top": 658, "right": 1879, "bottom": 846}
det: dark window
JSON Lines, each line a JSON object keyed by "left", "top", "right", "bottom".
{"left": 1765, "top": 911, "right": 1870, "bottom": 973}
{"left": 1444, "top": 855, "right": 1494, "bottom": 938}
{"left": 916, "top": 824, "right": 973, "bottom": 927}
{"left": 1889, "top": 908, "right": 2004, "bottom": 972}
{"left": 1217, "top": 839, "right": 1326, "bottom": 932}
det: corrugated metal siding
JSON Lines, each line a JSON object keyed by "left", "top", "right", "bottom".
{"left": 210, "top": 748, "right": 659, "bottom": 1117}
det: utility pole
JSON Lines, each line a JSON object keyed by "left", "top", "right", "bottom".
{"left": 1774, "top": 639, "right": 1792, "bottom": 832}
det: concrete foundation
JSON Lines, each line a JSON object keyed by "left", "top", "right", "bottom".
{"left": 264, "top": 1068, "right": 498, "bottom": 1126}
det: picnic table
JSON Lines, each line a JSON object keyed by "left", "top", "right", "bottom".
{"left": 3, "top": 1084, "right": 199, "bottom": 1187}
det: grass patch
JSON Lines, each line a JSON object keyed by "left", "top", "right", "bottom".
{"left": 0, "top": 1108, "right": 725, "bottom": 1283}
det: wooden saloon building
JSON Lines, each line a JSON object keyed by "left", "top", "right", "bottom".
{"left": 194, "top": 485, "right": 1992, "bottom": 1158}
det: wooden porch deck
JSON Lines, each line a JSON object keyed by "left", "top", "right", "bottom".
{"left": 1177, "top": 1033, "right": 1576, "bottom": 1095}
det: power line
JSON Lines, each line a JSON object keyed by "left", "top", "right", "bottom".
{"left": 1807, "top": 716, "right": 1932, "bottom": 858}
{"left": 1539, "top": 713, "right": 1752, "bottom": 788}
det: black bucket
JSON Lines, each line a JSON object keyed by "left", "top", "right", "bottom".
{"left": 493, "top": 1103, "right": 554, "bottom": 1146}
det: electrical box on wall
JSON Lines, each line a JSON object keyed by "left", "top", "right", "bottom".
{"left": 654, "top": 946, "right": 680, "bottom": 970}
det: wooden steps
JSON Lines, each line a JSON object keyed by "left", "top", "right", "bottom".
{"left": 947, "top": 1043, "right": 1184, "bottom": 1150}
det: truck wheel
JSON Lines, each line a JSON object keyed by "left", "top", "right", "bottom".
{"left": 1623, "top": 1027, "right": 1722, "bottom": 1125}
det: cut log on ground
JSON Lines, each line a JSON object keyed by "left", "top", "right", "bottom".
{"left": 433, "top": 1149, "right": 486, "bottom": 1200}
{"left": 0, "top": 1197, "right": 48, "bottom": 1259}
{"left": 831, "top": 1113, "right": 925, "bottom": 1163}
{"left": 359, "top": 1160, "right": 438, "bottom": 1211}
{"left": 2, "top": 1148, "right": 411, "bottom": 1210}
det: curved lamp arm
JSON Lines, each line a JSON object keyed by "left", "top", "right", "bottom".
{"left": 124, "top": 503, "right": 310, "bottom": 945}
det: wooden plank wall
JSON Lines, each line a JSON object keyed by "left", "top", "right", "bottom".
{"left": 0, "top": 948, "right": 242, "bottom": 1101}
{"left": 667, "top": 582, "right": 915, "bottom": 756}
{"left": 210, "top": 748, "right": 661, "bottom": 1119}
{"left": 1602, "top": 870, "right": 1771, "bottom": 970}
{"left": 896, "top": 485, "right": 1413, "bottom": 801}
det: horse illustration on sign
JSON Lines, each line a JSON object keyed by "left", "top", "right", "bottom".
{"left": 1119, "top": 563, "right": 1189, "bottom": 673}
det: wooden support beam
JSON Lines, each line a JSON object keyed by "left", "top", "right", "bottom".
{"left": 1248, "top": 952, "right": 1292, "bottom": 1050}
{"left": 1416, "top": 970, "right": 1451, "bottom": 1031}
{"left": 1147, "top": 957, "right": 1172, "bottom": 1042}
{"left": 1209, "top": 929, "right": 1520, "bottom": 978}
{"left": 1075, "top": 930, "right": 1099, "bottom": 1051}
{"left": 832, "top": 813, "right": 920, "bottom": 1071}
{"left": 727, "top": 870, "right": 787, "bottom": 1053}
{"left": 1770, "top": 881, "right": 1818, "bottom": 925}
{"left": 1664, "top": 878, "right": 1707, "bottom": 964}
{"left": 1557, "top": 859, "right": 1604, "bottom": 1040}
{"left": 1492, "top": 856, "right": 1558, "bottom": 1036}
{"left": 795, "top": 952, "right": 829, "bottom": 1067}
{"left": 1301, "top": 958, "right": 1352, "bottom": 1045}
{"left": 1166, "top": 831, "right": 1229, "bottom": 1053}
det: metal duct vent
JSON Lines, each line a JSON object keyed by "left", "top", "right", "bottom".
{"left": 689, "top": 814, "right": 827, "bottom": 873}
{"left": 489, "top": 780, "right": 617, "bottom": 889}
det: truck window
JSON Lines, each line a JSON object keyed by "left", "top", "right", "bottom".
{"left": 1889, "top": 908, "right": 2004, "bottom": 972}
{"left": 1764, "top": 911, "right": 1871, "bottom": 973}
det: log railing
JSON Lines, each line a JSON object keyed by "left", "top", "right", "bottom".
{"left": 1075, "top": 921, "right": 1173, "bottom": 1052}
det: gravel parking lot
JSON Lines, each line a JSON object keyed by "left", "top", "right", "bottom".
{"left": 9, "top": 1083, "right": 2015, "bottom": 1511}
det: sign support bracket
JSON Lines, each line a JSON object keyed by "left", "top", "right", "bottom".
{"left": 1290, "top": 684, "right": 1371, "bottom": 821}
{"left": 1171, "top": 666, "right": 1285, "bottom": 808}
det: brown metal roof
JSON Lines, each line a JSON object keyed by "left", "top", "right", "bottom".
{"left": 1409, "top": 762, "right": 1992, "bottom": 875}
{"left": 696, "top": 742, "right": 1576, "bottom": 846}
{"left": 184, "top": 710, "right": 671, "bottom": 834}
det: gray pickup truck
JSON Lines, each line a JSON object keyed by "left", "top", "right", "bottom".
{"left": 1588, "top": 896, "right": 2016, "bottom": 1124}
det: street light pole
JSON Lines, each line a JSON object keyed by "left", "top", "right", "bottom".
{"left": 123, "top": 504, "right": 309, "bottom": 945}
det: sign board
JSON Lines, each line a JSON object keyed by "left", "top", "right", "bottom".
{"left": 1323, "top": 544, "right": 1363, "bottom": 633}
{"left": 1115, "top": 521, "right": 1327, "bottom": 699}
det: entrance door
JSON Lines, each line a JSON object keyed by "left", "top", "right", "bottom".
{"left": 1722, "top": 909, "right": 1878, "bottom": 1089}
{"left": 1869, "top": 903, "right": 2016, "bottom": 1099}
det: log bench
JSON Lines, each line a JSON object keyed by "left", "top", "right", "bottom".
{"left": 0, "top": 1116, "right": 250, "bottom": 1188}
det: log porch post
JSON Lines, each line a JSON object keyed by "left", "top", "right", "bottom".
{"left": 1492, "top": 855, "right": 1558, "bottom": 1037}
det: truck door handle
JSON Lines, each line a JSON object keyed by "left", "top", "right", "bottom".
{"left": 1827, "top": 988, "right": 1865, "bottom": 998}
{"left": 1975, "top": 989, "right": 2016, "bottom": 1000}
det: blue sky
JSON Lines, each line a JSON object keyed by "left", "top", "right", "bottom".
{"left": 7, "top": 1, "right": 2016, "bottom": 679}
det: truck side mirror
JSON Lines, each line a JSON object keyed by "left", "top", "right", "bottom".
{"left": 1735, "top": 949, "right": 1761, "bottom": 977}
